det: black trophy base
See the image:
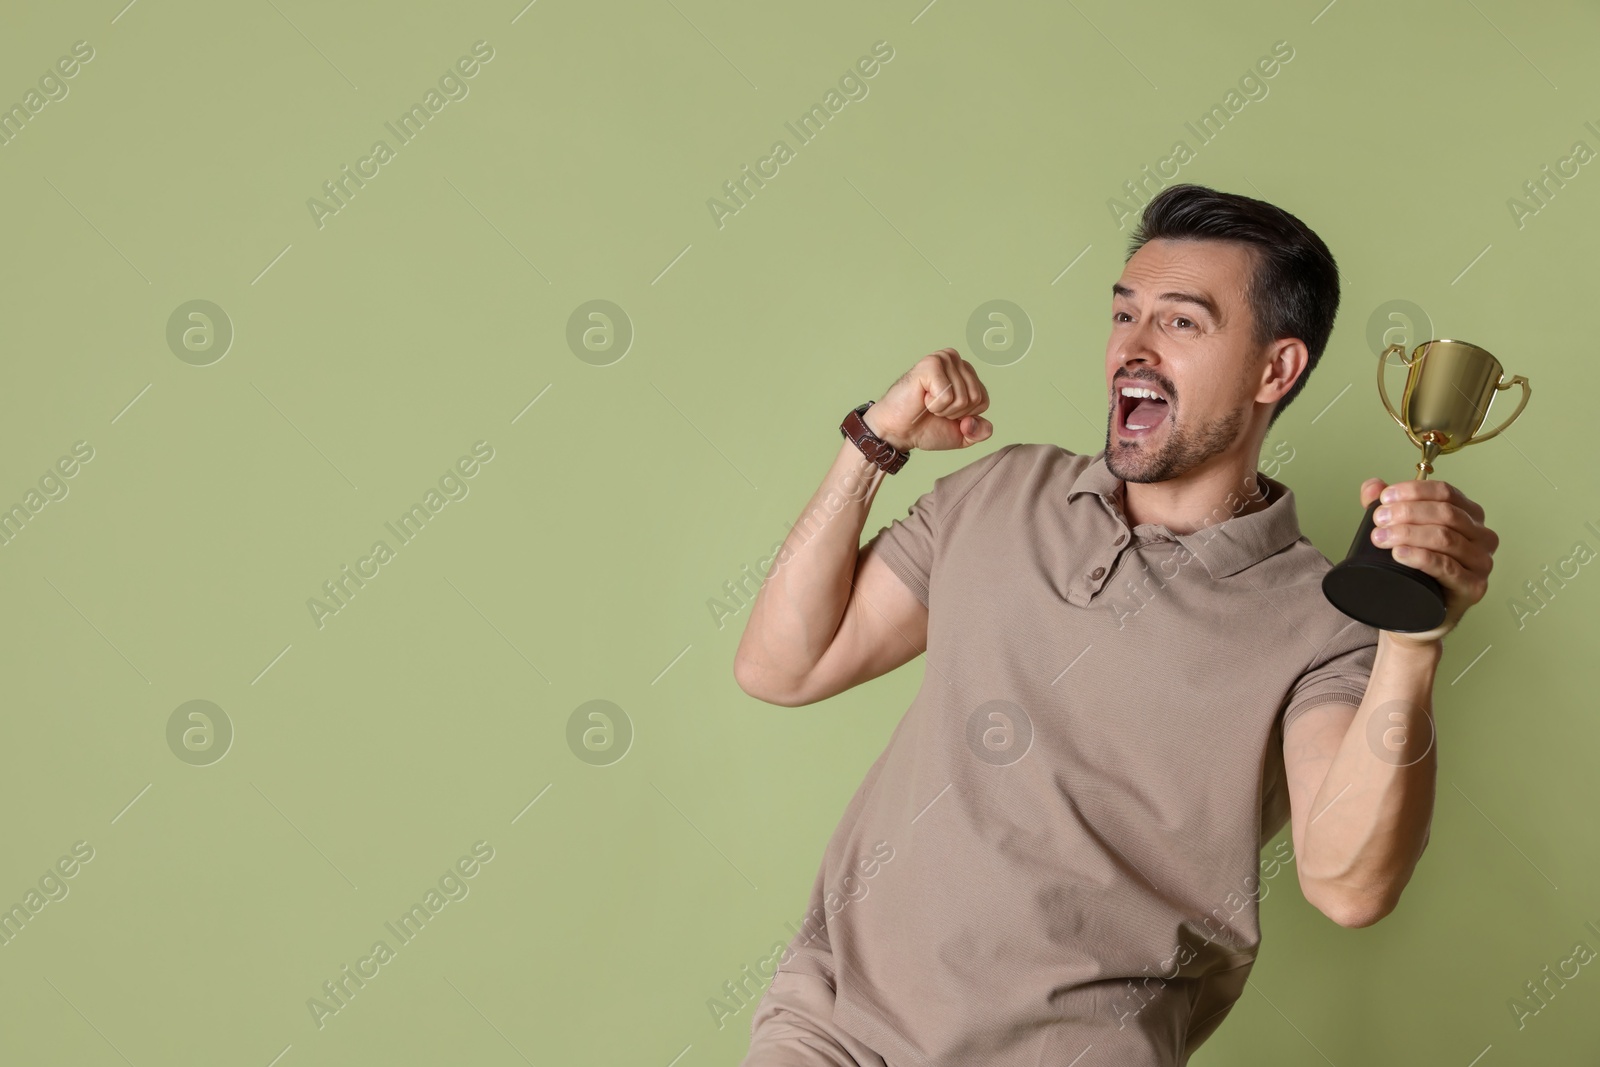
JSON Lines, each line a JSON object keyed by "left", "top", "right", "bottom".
{"left": 1322, "top": 499, "right": 1447, "bottom": 633}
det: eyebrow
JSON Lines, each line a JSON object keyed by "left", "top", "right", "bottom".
{"left": 1111, "top": 282, "right": 1220, "bottom": 323}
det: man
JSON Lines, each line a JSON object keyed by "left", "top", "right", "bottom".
{"left": 732, "top": 183, "right": 1499, "bottom": 1066}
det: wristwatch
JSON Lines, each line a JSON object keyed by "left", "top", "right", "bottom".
{"left": 840, "top": 401, "right": 910, "bottom": 474}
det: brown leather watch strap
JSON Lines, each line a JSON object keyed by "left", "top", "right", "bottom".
{"left": 840, "top": 401, "right": 910, "bottom": 474}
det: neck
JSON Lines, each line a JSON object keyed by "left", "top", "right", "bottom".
{"left": 1119, "top": 448, "right": 1274, "bottom": 535}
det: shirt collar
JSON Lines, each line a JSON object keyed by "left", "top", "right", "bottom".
{"left": 1066, "top": 449, "right": 1304, "bottom": 579}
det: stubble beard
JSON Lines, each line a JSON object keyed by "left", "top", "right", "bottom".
{"left": 1104, "top": 404, "right": 1245, "bottom": 484}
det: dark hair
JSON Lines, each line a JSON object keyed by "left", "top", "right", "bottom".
{"left": 1124, "top": 183, "right": 1339, "bottom": 427}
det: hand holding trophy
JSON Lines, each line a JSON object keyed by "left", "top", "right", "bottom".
{"left": 1322, "top": 339, "right": 1531, "bottom": 633}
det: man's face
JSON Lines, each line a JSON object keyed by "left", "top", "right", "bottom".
{"left": 1103, "top": 237, "right": 1264, "bottom": 484}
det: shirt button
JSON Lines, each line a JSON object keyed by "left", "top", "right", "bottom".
{"left": 1113, "top": 532, "right": 1127, "bottom": 546}
{"left": 1089, "top": 566, "right": 1106, "bottom": 580}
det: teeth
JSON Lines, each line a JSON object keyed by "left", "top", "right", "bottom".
{"left": 1118, "top": 383, "right": 1168, "bottom": 430}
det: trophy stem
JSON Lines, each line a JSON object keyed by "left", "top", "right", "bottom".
{"left": 1415, "top": 434, "right": 1444, "bottom": 480}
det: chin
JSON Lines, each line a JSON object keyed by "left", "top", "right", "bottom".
{"left": 1106, "top": 446, "right": 1171, "bottom": 484}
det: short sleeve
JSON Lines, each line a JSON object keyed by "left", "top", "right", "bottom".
{"left": 860, "top": 443, "right": 1019, "bottom": 609}
{"left": 1281, "top": 618, "right": 1380, "bottom": 732}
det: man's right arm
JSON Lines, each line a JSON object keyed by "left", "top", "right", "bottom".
{"left": 732, "top": 349, "right": 992, "bottom": 707}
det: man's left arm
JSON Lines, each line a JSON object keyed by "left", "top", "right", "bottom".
{"left": 1282, "top": 476, "right": 1500, "bottom": 928}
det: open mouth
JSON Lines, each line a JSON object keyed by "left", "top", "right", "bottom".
{"left": 1115, "top": 384, "right": 1171, "bottom": 437}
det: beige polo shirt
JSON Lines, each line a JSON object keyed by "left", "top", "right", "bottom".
{"left": 776, "top": 442, "right": 1378, "bottom": 1066}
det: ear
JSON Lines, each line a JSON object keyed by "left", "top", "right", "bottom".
{"left": 1255, "top": 338, "right": 1308, "bottom": 406}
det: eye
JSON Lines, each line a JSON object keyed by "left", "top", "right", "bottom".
{"left": 1114, "top": 311, "right": 1132, "bottom": 323}
{"left": 1173, "top": 316, "right": 1195, "bottom": 330}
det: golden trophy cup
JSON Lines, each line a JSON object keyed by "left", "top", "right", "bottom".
{"left": 1322, "top": 338, "right": 1531, "bottom": 632}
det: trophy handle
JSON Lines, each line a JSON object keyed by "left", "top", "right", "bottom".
{"left": 1462, "top": 374, "right": 1532, "bottom": 447}
{"left": 1377, "top": 343, "right": 1424, "bottom": 447}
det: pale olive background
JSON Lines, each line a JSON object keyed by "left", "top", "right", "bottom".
{"left": 1, "top": 0, "right": 1595, "bottom": 1064}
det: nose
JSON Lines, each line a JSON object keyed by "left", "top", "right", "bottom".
{"left": 1116, "top": 312, "right": 1163, "bottom": 372}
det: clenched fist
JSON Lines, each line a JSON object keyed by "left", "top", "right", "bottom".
{"left": 863, "top": 348, "right": 994, "bottom": 453}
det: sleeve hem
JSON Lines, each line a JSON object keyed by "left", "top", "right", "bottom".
{"left": 864, "top": 533, "right": 929, "bottom": 609}
{"left": 1282, "top": 689, "right": 1367, "bottom": 733}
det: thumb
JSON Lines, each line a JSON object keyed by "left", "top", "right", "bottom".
{"left": 1360, "top": 477, "right": 1387, "bottom": 509}
{"left": 961, "top": 415, "right": 993, "bottom": 446}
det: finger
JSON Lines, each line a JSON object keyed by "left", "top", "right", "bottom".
{"left": 953, "top": 358, "right": 988, "bottom": 415}
{"left": 1482, "top": 522, "right": 1501, "bottom": 555}
{"left": 918, "top": 365, "right": 959, "bottom": 417}
{"left": 1380, "top": 479, "right": 1486, "bottom": 524}
{"left": 1374, "top": 516, "right": 1485, "bottom": 563}
{"left": 929, "top": 352, "right": 968, "bottom": 411}
{"left": 1376, "top": 500, "right": 1495, "bottom": 550}
{"left": 1375, "top": 499, "right": 1476, "bottom": 530}
{"left": 1443, "top": 482, "right": 1487, "bottom": 524}
{"left": 947, "top": 352, "right": 976, "bottom": 409}
{"left": 963, "top": 414, "right": 993, "bottom": 443}
{"left": 1388, "top": 543, "right": 1489, "bottom": 604}
{"left": 1360, "top": 478, "right": 1387, "bottom": 509}
{"left": 1378, "top": 522, "right": 1496, "bottom": 587}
